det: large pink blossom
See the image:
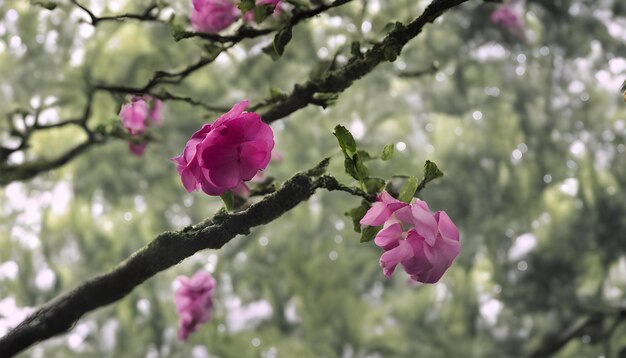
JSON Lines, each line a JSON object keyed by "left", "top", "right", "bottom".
{"left": 175, "top": 270, "right": 216, "bottom": 341}
{"left": 362, "top": 192, "right": 460, "bottom": 284}
{"left": 191, "top": 0, "right": 240, "bottom": 34}
{"left": 171, "top": 100, "right": 274, "bottom": 196}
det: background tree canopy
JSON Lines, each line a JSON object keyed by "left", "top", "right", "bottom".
{"left": 1, "top": 0, "right": 626, "bottom": 357}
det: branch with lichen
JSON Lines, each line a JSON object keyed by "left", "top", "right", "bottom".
{"left": 0, "top": 159, "right": 369, "bottom": 357}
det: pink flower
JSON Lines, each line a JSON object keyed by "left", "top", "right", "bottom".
{"left": 360, "top": 191, "right": 408, "bottom": 227}
{"left": 171, "top": 100, "right": 274, "bottom": 196}
{"left": 119, "top": 96, "right": 164, "bottom": 156}
{"left": 361, "top": 192, "right": 460, "bottom": 284}
{"left": 129, "top": 142, "right": 147, "bottom": 156}
{"left": 191, "top": 0, "right": 240, "bottom": 34}
{"left": 148, "top": 98, "right": 163, "bottom": 124}
{"left": 243, "top": 0, "right": 282, "bottom": 23}
{"left": 490, "top": 3, "right": 525, "bottom": 39}
{"left": 175, "top": 270, "right": 216, "bottom": 341}
{"left": 120, "top": 100, "right": 149, "bottom": 135}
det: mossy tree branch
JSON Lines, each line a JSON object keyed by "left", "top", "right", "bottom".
{"left": 0, "top": 162, "right": 371, "bottom": 357}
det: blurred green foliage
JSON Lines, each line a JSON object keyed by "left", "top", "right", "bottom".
{"left": 1, "top": 0, "right": 626, "bottom": 357}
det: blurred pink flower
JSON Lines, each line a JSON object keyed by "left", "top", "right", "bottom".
{"left": 175, "top": 270, "right": 216, "bottom": 341}
{"left": 191, "top": 0, "right": 240, "bottom": 33}
{"left": 120, "top": 99, "right": 149, "bottom": 135}
{"left": 119, "top": 96, "right": 164, "bottom": 156}
{"left": 361, "top": 192, "right": 460, "bottom": 284}
{"left": 171, "top": 100, "right": 274, "bottom": 196}
{"left": 242, "top": 0, "right": 282, "bottom": 23}
{"left": 128, "top": 142, "right": 147, "bottom": 156}
{"left": 490, "top": 3, "right": 525, "bottom": 39}
{"left": 148, "top": 97, "right": 163, "bottom": 123}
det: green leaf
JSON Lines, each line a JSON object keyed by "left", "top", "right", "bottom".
{"left": 346, "top": 203, "right": 369, "bottom": 233}
{"left": 364, "top": 177, "right": 386, "bottom": 195}
{"left": 273, "top": 27, "right": 293, "bottom": 56}
{"left": 398, "top": 176, "right": 418, "bottom": 203}
{"left": 221, "top": 191, "right": 235, "bottom": 211}
{"left": 423, "top": 160, "right": 444, "bottom": 182}
{"left": 238, "top": 0, "right": 255, "bottom": 12}
{"left": 262, "top": 44, "right": 281, "bottom": 60}
{"left": 357, "top": 149, "right": 373, "bottom": 161}
{"left": 343, "top": 153, "right": 368, "bottom": 181}
{"left": 354, "top": 153, "right": 369, "bottom": 180}
{"left": 381, "top": 144, "right": 394, "bottom": 161}
{"left": 360, "top": 225, "right": 382, "bottom": 243}
{"left": 415, "top": 160, "right": 444, "bottom": 193}
{"left": 344, "top": 156, "right": 358, "bottom": 180}
{"left": 333, "top": 125, "right": 357, "bottom": 157}
{"left": 254, "top": 4, "right": 275, "bottom": 23}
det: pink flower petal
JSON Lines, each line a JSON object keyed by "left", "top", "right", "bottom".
{"left": 435, "top": 211, "right": 459, "bottom": 242}
{"left": 374, "top": 222, "right": 402, "bottom": 250}
{"left": 409, "top": 203, "right": 438, "bottom": 246}
{"left": 239, "top": 141, "right": 272, "bottom": 180}
{"left": 379, "top": 240, "right": 413, "bottom": 278}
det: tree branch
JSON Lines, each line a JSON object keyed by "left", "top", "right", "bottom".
{"left": 0, "top": 139, "right": 103, "bottom": 185}
{"left": 0, "top": 90, "right": 98, "bottom": 185}
{"left": 258, "top": 0, "right": 470, "bottom": 123}
{"left": 70, "top": 1, "right": 162, "bottom": 26}
{"left": 0, "top": 164, "right": 368, "bottom": 357}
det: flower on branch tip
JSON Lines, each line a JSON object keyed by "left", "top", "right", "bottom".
{"left": 361, "top": 191, "right": 460, "bottom": 284}
{"left": 171, "top": 100, "right": 275, "bottom": 196}
{"left": 119, "top": 96, "right": 164, "bottom": 156}
{"left": 175, "top": 270, "right": 216, "bottom": 341}
{"left": 191, "top": 0, "right": 240, "bottom": 34}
